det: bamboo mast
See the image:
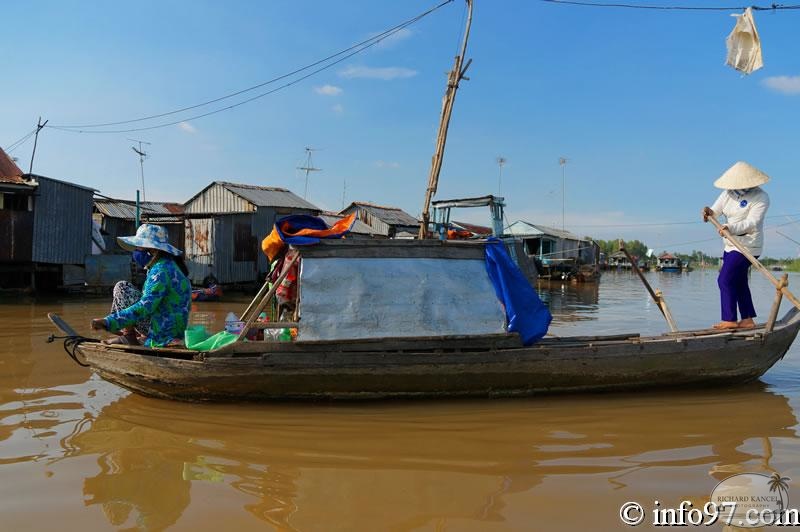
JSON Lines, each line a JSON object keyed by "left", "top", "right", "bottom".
{"left": 418, "top": 0, "right": 473, "bottom": 239}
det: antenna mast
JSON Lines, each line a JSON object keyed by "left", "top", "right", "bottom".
{"left": 129, "top": 139, "right": 151, "bottom": 201}
{"left": 418, "top": 0, "right": 473, "bottom": 239}
{"left": 296, "top": 147, "right": 321, "bottom": 200}
{"left": 559, "top": 156, "right": 568, "bottom": 232}
{"left": 496, "top": 156, "right": 506, "bottom": 196}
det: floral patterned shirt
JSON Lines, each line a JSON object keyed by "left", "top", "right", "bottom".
{"left": 104, "top": 257, "right": 192, "bottom": 347}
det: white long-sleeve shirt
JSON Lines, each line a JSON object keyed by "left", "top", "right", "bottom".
{"left": 710, "top": 187, "right": 770, "bottom": 256}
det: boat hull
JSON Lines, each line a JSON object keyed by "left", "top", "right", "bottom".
{"left": 76, "top": 310, "right": 800, "bottom": 402}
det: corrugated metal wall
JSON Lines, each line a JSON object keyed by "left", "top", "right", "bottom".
{"left": 185, "top": 183, "right": 255, "bottom": 214}
{"left": 0, "top": 209, "right": 33, "bottom": 262}
{"left": 185, "top": 218, "right": 214, "bottom": 284}
{"left": 32, "top": 177, "right": 92, "bottom": 264}
{"left": 214, "top": 214, "right": 257, "bottom": 284}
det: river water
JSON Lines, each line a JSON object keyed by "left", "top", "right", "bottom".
{"left": 2, "top": 270, "right": 799, "bottom": 531}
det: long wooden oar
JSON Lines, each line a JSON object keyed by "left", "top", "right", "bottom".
{"left": 707, "top": 215, "right": 800, "bottom": 312}
{"left": 618, "top": 240, "right": 679, "bottom": 332}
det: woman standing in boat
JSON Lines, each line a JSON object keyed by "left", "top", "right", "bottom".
{"left": 703, "top": 161, "right": 771, "bottom": 330}
{"left": 91, "top": 224, "right": 192, "bottom": 346}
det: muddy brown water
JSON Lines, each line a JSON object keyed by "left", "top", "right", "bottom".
{"left": 2, "top": 270, "right": 800, "bottom": 531}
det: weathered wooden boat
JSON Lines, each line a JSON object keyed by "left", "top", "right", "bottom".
{"left": 49, "top": 239, "right": 800, "bottom": 402}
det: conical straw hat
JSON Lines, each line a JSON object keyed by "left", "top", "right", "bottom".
{"left": 714, "top": 161, "right": 770, "bottom": 189}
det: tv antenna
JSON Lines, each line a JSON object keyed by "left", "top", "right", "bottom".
{"left": 129, "top": 138, "right": 151, "bottom": 201}
{"left": 296, "top": 147, "right": 321, "bottom": 200}
{"left": 496, "top": 156, "right": 506, "bottom": 196}
{"left": 559, "top": 156, "right": 568, "bottom": 231}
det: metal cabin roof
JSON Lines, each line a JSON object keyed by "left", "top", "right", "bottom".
{"left": 185, "top": 181, "right": 320, "bottom": 212}
{"left": 341, "top": 201, "right": 420, "bottom": 227}
{"left": 505, "top": 220, "right": 582, "bottom": 241}
{"left": 94, "top": 198, "right": 184, "bottom": 221}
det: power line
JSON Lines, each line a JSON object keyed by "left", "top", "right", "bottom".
{"left": 3, "top": 129, "right": 37, "bottom": 153}
{"left": 47, "top": 0, "right": 454, "bottom": 133}
{"left": 567, "top": 213, "right": 800, "bottom": 228}
{"left": 540, "top": 0, "right": 800, "bottom": 11}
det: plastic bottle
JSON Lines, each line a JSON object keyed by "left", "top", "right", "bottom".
{"left": 224, "top": 312, "right": 241, "bottom": 334}
{"left": 279, "top": 328, "right": 292, "bottom": 342}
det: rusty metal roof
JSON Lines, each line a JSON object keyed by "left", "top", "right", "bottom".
{"left": 95, "top": 198, "right": 184, "bottom": 221}
{"left": 0, "top": 147, "right": 25, "bottom": 184}
{"left": 341, "top": 201, "right": 419, "bottom": 227}
{"left": 451, "top": 220, "right": 492, "bottom": 235}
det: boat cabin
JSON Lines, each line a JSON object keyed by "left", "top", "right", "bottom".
{"left": 276, "top": 239, "right": 507, "bottom": 341}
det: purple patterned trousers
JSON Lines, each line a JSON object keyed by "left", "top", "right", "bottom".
{"left": 718, "top": 250, "right": 757, "bottom": 322}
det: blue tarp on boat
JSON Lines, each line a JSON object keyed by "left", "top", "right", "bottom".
{"left": 484, "top": 238, "right": 552, "bottom": 345}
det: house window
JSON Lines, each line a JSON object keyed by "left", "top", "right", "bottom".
{"left": 234, "top": 223, "right": 256, "bottom": 262}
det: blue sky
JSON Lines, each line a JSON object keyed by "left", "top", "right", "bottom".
{"left": 2, "top": 0, "right": 799, "bottom": 256}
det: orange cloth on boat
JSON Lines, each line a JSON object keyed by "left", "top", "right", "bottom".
{"left": 261, "top": 213, "right": 357, "bottom": 261}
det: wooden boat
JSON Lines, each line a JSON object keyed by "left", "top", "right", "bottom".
{"left": 49, "top": 239, "right": 800, "bottom": 402}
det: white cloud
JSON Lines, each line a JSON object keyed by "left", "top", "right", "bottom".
{"left": 178, "top": 121, "right": 197, "bottom": 133}
{"left": 762, "top": 76, "right": 800, "bottom": 95}
{"left": 375, "top": 160, "right": 400, "bottom": 169}
{"left": 332, "top": 103, "right": 344, "bottom": 115}
{"left": 372, "top": 28, "right": 413, "bottom": 49}
{"left": 338, "top": 65, "right": 418, "bottom": 80}
{"left": 314, "top": 84, "right": 343, "bottom": 96}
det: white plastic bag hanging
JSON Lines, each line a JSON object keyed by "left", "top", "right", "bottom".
{"left": 725, "top": 7, "right": 763, "bottom": 75}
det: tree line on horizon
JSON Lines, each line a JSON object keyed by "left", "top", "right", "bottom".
{"left": 590, "top": 238, "right": 800, "bottom": 270}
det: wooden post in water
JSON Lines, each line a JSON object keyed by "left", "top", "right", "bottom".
{"left": 707, "top": 215, "right": 800, "bottom": 312}
{"left": 619, "top": 239, "right": 679, "bottom": 332}
{"left": 766, "top": 274, "right": 789, "bottom": 333}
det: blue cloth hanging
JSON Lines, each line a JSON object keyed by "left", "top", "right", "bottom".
{"left": 484, "top": 238, "right": 552, "bottom": 345}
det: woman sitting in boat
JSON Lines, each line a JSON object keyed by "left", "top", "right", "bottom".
{"left": 91, "top": 224, "right": 192, "bottom": 346}
{"left": 702, "top": 161, "right": 770, "bottom": 330}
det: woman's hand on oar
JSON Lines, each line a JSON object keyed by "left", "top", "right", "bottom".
{"left": 703, "top": 207, "right": 729, "bottom": 234}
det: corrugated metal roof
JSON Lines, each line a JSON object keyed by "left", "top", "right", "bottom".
{"left": 95, "top": 198, "right": 184, "bottom": 220}
{"left": 319, "top": 213, "right": 379, "bottom": 236}
{"left": 342, "top": 201, "right": 419, "bottom": 226}
{"left": 183, "top": 181, "right": 320, "bottom": 213}
{"left": 0, "top": 147, "right": 25, "bottom": 183}
{"left": 505, "top": 220, "right": 581, "bottom": 240}
{"left": 222, "top": 182, "right": 319, "bottom": 210}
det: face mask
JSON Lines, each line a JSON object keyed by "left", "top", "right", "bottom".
{"left": 132, "top": 250, "right": 152, "bottom": 268}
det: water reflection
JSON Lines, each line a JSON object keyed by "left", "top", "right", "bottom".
{"left": 61, "top": 384, "right": 798, "bottom": 530}
{"left": 537, "top": 281, "right": 600, "bottom": 323}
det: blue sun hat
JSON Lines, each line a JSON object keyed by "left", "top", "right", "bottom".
{"left": 117, "top": 224, "right": 183, "bottom": 256}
